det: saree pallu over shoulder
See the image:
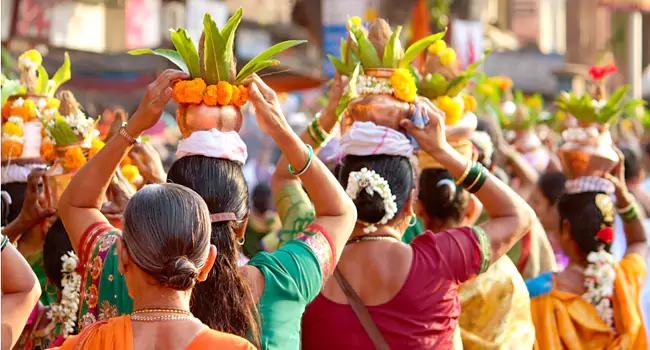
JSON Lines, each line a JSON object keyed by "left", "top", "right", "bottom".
{"left": 528, "top": 254, "right": 647, "bottom": 350}
{"left": 77, "top": 222, "right": 133, "bottom": 330}
{"left": 458, "top": 256, "right": 535, "bottom": 349}
{"left": 274, "top": 184, "right": 316, "bottom": 246}
{"left": 59, "top": 315, "right": 255, "bottom": 349}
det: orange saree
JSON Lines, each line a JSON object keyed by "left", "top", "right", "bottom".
{"left": 527, "top": 254, "right": 647, "bottom": 350}
{"left": 57, "top": 315, "right": 255, "bottom": 349}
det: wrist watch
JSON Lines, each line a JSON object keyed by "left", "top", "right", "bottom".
{"left": 119, "top": 122, "right": 141, "bottom": 145}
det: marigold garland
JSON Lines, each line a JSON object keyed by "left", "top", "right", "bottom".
{"left": 63, "top": 147, "right": 87, "bottom": 171}
{"left": 461, "top": 95, "right": 476, "bottom": 113}
{"left": 1, "top": 102, "right": 11, "bottom": 118}
{"left": 121, "top": 156, "right": 132, "bottom": 167}
{"left": 436, "top": 96, "right": 463, "bottom": 125}
{"left": 390, "top": 69, "right": 417, "bottom": 102}
{"left": 2, "top": 140, "right": 23, "bottom": 159}
{"left": 3, "top": 122, "right": 23, "bottom": 137}
{"left": 172, "top": 78, "right": 248, "bottom": 107}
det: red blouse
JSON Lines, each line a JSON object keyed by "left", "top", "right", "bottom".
{"left": 301, "top": 226, "right": 490, "bottom": 350}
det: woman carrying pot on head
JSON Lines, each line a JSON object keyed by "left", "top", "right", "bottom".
{"left": 59, "top": 70, "right": 357, "bottom": 349}
{"left": 415, "top": 168, "right": 535, "bottom": 348}
{"left": 526, "top": 150, "right": 648, "bottom": 349}
{"left": 301, "top": 98, "right": 535, "bottom": 349}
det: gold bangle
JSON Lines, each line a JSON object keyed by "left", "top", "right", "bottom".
{"left": 465, "top": 167, "right": 484, "bottom": 192}
{"left": 455, "top": 161, "right": 473, "bottom": 186}
{"left": 616, "top": 201, "right": 634, "bottom": 214}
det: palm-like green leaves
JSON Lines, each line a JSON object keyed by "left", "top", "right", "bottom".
{"left": 418, "top": 50, "right": 490, "bottom": 99}
{"left": 555, "top": 86, "right": 645, "bottom": 124}
{"left": 49, "top": 52, "right": 71, "bottom": 96}
{"left": 39, "top": 113, "right": 80, "bottom": 146}
{"left": 399, "top": 29, "right": 447, "bottom": 68}
{"left": 1, "top": 78, "right": 26, "bottom": 106}
{"left": 129, "top": 7, "right": 304, "bottom": 85}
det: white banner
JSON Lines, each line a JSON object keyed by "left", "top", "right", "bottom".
{"left": 49, "top": 2, "right": 106, "bottom": 52}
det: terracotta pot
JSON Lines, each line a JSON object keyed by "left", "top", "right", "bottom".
{"left": 559, "top": 123, "right": 618, "bottom": 179}
{"left": 364, "top": 68, "right": 394, "bottom": 80}
{"left": 43, "top": 144, "right": 86, "bottom": 209}
{"left": 176, "top": 103, "right": 243, "bottom": 138}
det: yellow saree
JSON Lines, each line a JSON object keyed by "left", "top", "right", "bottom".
{"left": 458, "top": 256, "right": 536, "bottom": 349}
{"left": 528, "top": 254, "right": 647, "bottom": 350}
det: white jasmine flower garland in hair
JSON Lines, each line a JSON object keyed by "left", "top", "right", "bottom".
{"left": 583, "top": 248, "right": 616, "bottom": 330}
{"left": 346, "top": 167, "right": 398, "bottom": 234}
{"left": 47, "top": 251, "right": 81, "bottom": 338}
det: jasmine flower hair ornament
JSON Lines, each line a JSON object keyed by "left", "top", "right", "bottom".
{"left": 345, "top": 167, "right": 398, "bottom": 234}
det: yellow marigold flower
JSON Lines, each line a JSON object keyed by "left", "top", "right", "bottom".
{"left": 41, "top": 142, "right": 55, "bottom": 163}
{"left": 88, "top": 139, "right": 105, "bottom": 159}
{"left": 365, "top": 8, "right": 378, "bottom": 22}
{"left": 203, "top": 85, "right": 219, "bottom": 106}
{"left": 64, "top": 147, "right": 87, "bottom": 171}
{"left": 391, "top": 69, "right": 417, "bottom": 102}
{"left": 439, "top": 48, "right": 457, "bottom": 67}
{"left": 428, "top": 40, "right": 447, "bottom": 55}
{"left": 461, "top": 95, "right": 476, "bottom": 113}
{"left": 2, "top": 102, "right": 11, "bottom": 118}
{"left": 3, "top": 122, "right": 23, "bottom": 137}
{"left": 479, "top": 84, "right": 494, "bottom": 96}
{"left": 23, "top": 100, "right": 37, "bottom": 120}
{"left": 557, "top": 111, "right": 566, "bottom": 121}
{"left": 45, "top": 98, "right": 60, "bottom": 110}
{"left": 216, "top": 81, "right": 233, "bottom": 106}
{"left": 18, "top": 50, "right": 42, "bottom": 70}
{"left": 121, "top": 165, "right": 140, "bottom": 184}
{"left": 348, "top": 16, "right": 362, "bottom": 29}
{"left": 2, "top": 141, "right": 23, "bottom": 160}
{"left": 121, "top": 156, "right": 132, "bottom": 167}
{"left": 527, "top": 98, "right": 542, "bottom": 110}
{"left": 621, "top": 119, "right": 633, "bottom": 131}
{"left": 436, "top": 96, "right": 463, "bottom": 125}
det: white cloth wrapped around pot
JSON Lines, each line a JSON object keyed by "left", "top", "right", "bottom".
{"left": 176, "top": 128, "right": 248, "bottom": 165}
{"left": 339, "top": 121, "right": 413, "bottom": 158}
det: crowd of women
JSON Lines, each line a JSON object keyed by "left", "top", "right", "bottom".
{"left": 1, "top": 13, "right": 649, "bottom": 350}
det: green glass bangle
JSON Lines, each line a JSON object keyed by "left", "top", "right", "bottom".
{"left": 311, "top": 117, "right": 329, "bottom": 144}
{"left": 621, "top": 206, "right": 639, "bottom": 222}
{"left": 461, "top": 162, "right": 482, "bottom": 189}
{"left": 307, "top": 124, "right": 322, "bottom": 146}
{"left": 288, "top": 144, "right": 314, "bottom": 176}
{"left": 467, "top": 167, "right": 488, "bottom": 193}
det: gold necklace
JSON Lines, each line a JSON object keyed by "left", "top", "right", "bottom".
{"left": 347, "top": 235, "right": 401, "bottom": 245}
{"left": 131, "top": 308, "right": 192, "bottom": 316}
{"left": 130, "top": 314, "right": 194, "bottom": 322}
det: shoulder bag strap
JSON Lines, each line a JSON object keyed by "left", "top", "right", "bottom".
{"left": 334, "top": 268, "right": 391, "bottom": 350}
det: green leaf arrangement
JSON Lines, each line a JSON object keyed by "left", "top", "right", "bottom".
{"left": 129, "top": 8, "right": 306, "bottom": 85}
{"left": 1, "top": 77, "right": 26, "bottom": 106}
{"left": 555, "top": 86, "right": 646, "bottom": 125}
{"left": 328, "top": 19, "right": 447, "bottom": 74}
{"left": 1, "top": 52, "right": 70, "bottom": 103}
{"left": 39, "top": 112, "right": 82, "bottom": 146}
{"left": 417, "top": 49, "right": 491, "bottom": 100}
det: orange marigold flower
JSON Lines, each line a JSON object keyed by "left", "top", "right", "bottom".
{"left": 173, "top": 78, "right": 206, "bottom": 104}
{"left": 23, "top": 100, "right": 37, "bottom": 120}
{"left": 203, "top": 85, "right": 219, "bottom": 106}
{"left": 10, "top": 106, "right": 28, "bottom": 122}
{"left": 41, "top": 142, "right": 56, "bottom": 163}
{"left": 231, "top": 86, "right": 241, "bottom": 106}
{"left": 121, "top": 165, "right": 140, "bottom": 184}
{"left": 121, "top": 155, "right": 132, "bottom": 167}
{"left": 1, "top": 102, "right": 11, "bottom": 118}
{"left": 216, "top": 81, "right": 233, "bottom": 106}
{"left": 2, "top": 141, "right": 23, "bottom": 160}
{"left": 237, "top": 85, "right": 249, "bottom": 106}
{"left": 64, "top": 147, "right": 87, "bottom": 171}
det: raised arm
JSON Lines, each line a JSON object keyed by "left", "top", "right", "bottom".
{"left": 271, "top": 74, "right": 345, "bottom": 195}
{"left": 1, "top": 242, "right": 41, "bottom": 349}
{"left": 248, "top": 75, "right": 356, "bottom": 257}
{"left": 58, "top": 70, "right": 187, "bottom": 252}
{"left": 607, "top": 149, "right": 648, "bottom": 260}
{"left": 402, "top": 99, "right": 535, "bottom": 264}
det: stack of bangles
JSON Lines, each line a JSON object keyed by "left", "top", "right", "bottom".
{"left": 288, "top": 144, "right": 314, "bottom": 176}
{"left": 1, "top": 233, "right": 9, "bottom": 251}
{"left": 454, "top": 161, "right": 488, "bottom": 193}
{"left": 617, "top": 202, "right": 639, "bottom": 222}
{"left": 307, "top": 112, "right": 333, "bottom": 147}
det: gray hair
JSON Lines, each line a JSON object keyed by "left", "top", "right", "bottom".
{"left": 121, "top": 183, "right": 211, "bottom": 290}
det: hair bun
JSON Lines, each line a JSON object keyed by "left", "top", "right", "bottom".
{"left": 158, "top": 256, "right": 199, "bottom": 290}
{"left": 353, "top": 189, "right": 386, "bottom": 224}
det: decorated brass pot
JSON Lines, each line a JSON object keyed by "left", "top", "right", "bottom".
{"left": 346, "top": 68, "right": 412, "bottom": 130}
{"left": 513, "top": 129, "right": 542, "bottom": 154}
{"left": 176, "top": 103, "right": 243, "bottom": 138}
{"left": 559, "top": 122, "right": 618, "bottom": 179}
{"left": 43, "top": 144, "right": 85, "bottom": 208}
